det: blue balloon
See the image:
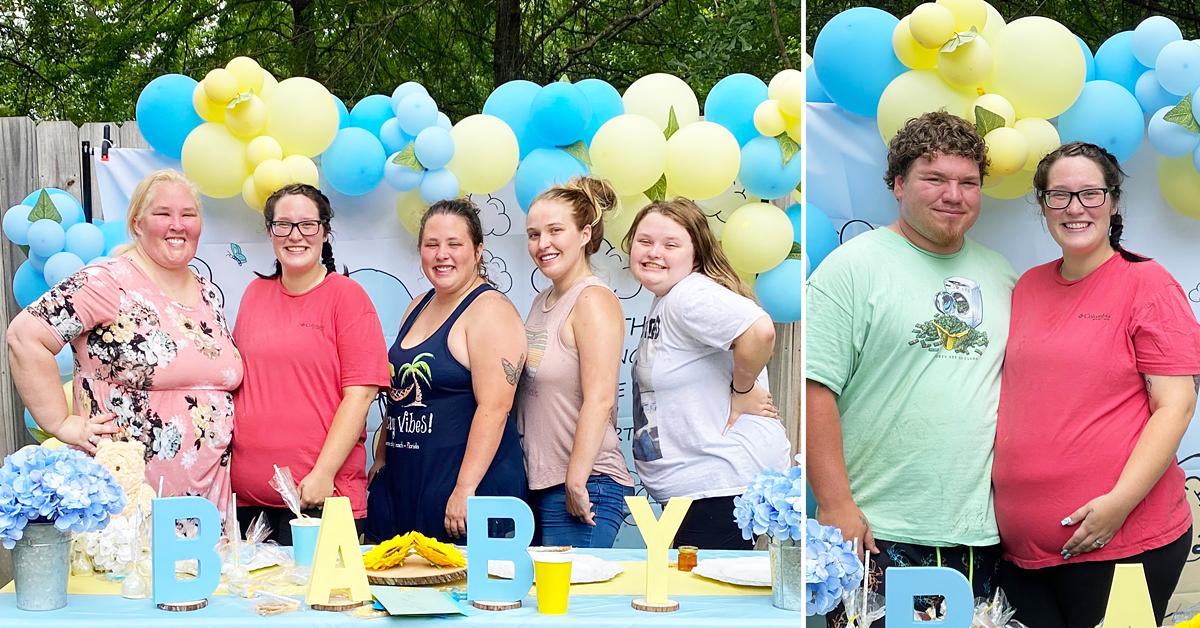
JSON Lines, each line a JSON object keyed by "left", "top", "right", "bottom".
{"left": 1136, "top": 70, "right": 1179, "bottom": 114}
{"left": 1133, "top": 16, "right": 1182, "bottom": 68}
{"left": 20, "top": 189, "right": 83, "bottom": 229}
{"left": 384, "top": 156, "right": 424, "bottom": 192}
{"left": 43, "top": 251, "right": 84, "bottom": 286}
{"left": 529, "top": 83, "right": 592, "bottom": 147}
{"left": 27, "top": 219, "right": 65, "bottom": 257}
{"left": 414, "top": 127, "right": 455, "bottom": 170}
{"left": 705, "top": 73, "right": 769, "bottom": 146}
{"left": 575, "top": 79, "right": 623, "bottom": 144}
{"left": 1077, "top": 36, "right": 1096, "bottom": 82}
{"left": 21, "top": 187, "right": 75, "bottom": 208}
{"left": 391, "top": 82, "right": 430, "bottom": 116}
{"left": 379, "top": 118, "right": 412, "bottom": 154}
{"left": 514, "top": 148, "right": 588, "bottom": 212}
{"left": 65, "top": 222, "right": 105, "bottom": 262}
{"left": 13, "top": 260, "right": 50, "bottom": 307}
{"left": 419, "top": 168, "right": 460, "bottom": 204}
{"left": 55, "top": 346, "right": 74, "bottom": 377}
{"left": 28, "top": 251, "right": 48, "bottom": 273}
{"left": 135, "top": 74, "right": 203, "bottom": 160}
{"left": 333, "top": 95, "right": 351, "bottom": 129}
{"left": 349, "top": 94, "right": 396, "bottom": 138}
{"left": 3, "top": 203, "right": 33, "bottom": 245}
{"left": 483, "top": 80, "right": 544, "bottom": 158}
{"left": 738, "top": 137, "right": 802, "bottom": 199}
{"left": 1153, "top": 39, "right": 1200, "bottom": 96}
{"left": 1057, "top": 80, "right": 1145, "bottom": 163}
{"left": 805, "top": 204, "right": 839, "bottom": 270}
{"left": 322, "top": 128, "right": 387, "bottom": 196}
{"left": 807, "top": 67, "right": 833, "bottom": 103}
{"left": 436, "top": 112, "right": 453, "bottom": 131}
{"left": 1095, "top": 31, "right": 1148, "bottom": 95}
{"left": 756, "top": 258, "right": 803, "bottom": 323}
{"left": 1148, "top": 106, "right": 1200, "bottom": 157}
{"left": 786, "top": 203, "right": 800, "bottom": 243}
{"left": 98, "top": 220, "right": 129, "bottom": 255}
{"left": 813, "top": 7, "right": 905, "bottom": 117}
{"left": 395, "top": 93, "right": 439, "bottom": 136}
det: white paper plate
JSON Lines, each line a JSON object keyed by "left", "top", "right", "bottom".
{"left": 487, "top": 552, "right": 624, "bottom": 584}
{"left": 691, "top": 557, "right": 771, "bottom": 587}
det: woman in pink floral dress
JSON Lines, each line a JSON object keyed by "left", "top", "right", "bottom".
{"left": 7, "top": 169, "right": 243, "bottom": 519}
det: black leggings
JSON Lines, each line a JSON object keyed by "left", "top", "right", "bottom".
{"left": 999, "top": 527, "right": 1191, "bottom": 628}
{"left": 672, "top": 495, "right": 753, "bottom": 550}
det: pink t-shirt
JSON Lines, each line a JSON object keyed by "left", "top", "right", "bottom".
{"left": 232, "top": 273, "right": 390, "bottom": 517}
{"left": 995, "top": 255, "right": 1200, "bottom": 568}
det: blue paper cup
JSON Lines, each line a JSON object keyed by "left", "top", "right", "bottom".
{"left": 290, "top": 517, "right": 321, "bottom": 567}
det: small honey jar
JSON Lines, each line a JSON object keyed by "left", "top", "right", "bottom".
{"left": 677, "top": 545, "right": 698, "bottom": 572}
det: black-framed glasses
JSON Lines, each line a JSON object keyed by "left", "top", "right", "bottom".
{"left": 269, "top": 220, "right": 324, "bottom": 237}
{"left": 1038, "top": 188, "right": 1111, "bottom": 210}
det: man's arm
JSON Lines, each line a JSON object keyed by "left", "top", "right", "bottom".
{"left": 806, "top": 378, "right": 878, "bottom": 557}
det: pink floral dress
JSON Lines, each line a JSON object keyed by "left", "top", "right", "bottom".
{"left": 27, "top": 256, "right": 243, "bottom": 519}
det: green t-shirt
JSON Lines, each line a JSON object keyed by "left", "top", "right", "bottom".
{"left": 806, "top": 228, "right": 1016, "bottom": 546}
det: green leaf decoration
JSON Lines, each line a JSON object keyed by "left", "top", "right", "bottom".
{"left": 786, "top": 241, "right": 802, "bottom": 262}
{"left": 974, "top": 106, "right": 1007, "bottom": 138}
{"left": 18, "top": 244, "right": 29, "bottom": 257}
{"left": 645, "top": 174, "right": 668, "bottom": 202}
{"left": 562, "top": 140, "right": 592, "bottom": 167}
{"left": 1164, "top": 94, "right": 1200, "bottom": 133}
{"left": 664, "top": 106, "right": 680, "bottom": 140}
{"left": 558, "top": 73, "right": 571, "bottom": 83}
{"left": 28, "top": 190, "right": 61, "bottom": 222}
{"left": 775, "top": 133, "right": 800, "bottom": 166}
{"left": 227, "top": 91, "right": 254, "bottom": 109}
{"left": 390, "top": 143, "right": 424, "bottom": 170}
{"left": 940, "top": 27, "right": 979, "bottom": 54}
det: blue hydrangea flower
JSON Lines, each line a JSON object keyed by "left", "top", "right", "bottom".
{"left": 0, "top": 446, "right": 126, "bottom": 549}
{"left": 733, "top": 453, "right": 804, "bottom": 542}
{"left": 805, "top": 518, "right": 865, "bottom": 616}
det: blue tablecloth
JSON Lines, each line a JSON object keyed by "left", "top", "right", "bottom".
{"left": 0, "top": 548, "right": 800, "bottom": 627}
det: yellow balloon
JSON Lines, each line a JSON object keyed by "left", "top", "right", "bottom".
{"left": 225, "top": 94, "right": 267, "bottom": 139}
{"left": 445, "top": 114, "right": 519, "bottom": 194}
{"left": 1158, "top": 156, "right": 1200, "bottom": 219}
{"left": 1014, "top": 117, "right": 1060, "bottom": 171}
{"left": 589, "top": 114, "right": 667, "bottom": 195}
{"left": 936, "top": 0, "right": 987, "bottom": 32}
{"left": 607, "top": 193, "right": 649, "bottom": 248}
{"left": 264, "top": 77, "right": 339, "bottom": 157}
{"left": 180, "top": 123, "right": 248, "bottom": 198}
{"left": 192, "top": 83, "right": 225, "bottom": 122}
{"left": 259, "top": 69, "right": 278, "bottom": 101}
{"left": 203, "top": 68, "right": 239, "bottom": 104}
{"left": 697, "top": 181, "right": 762, "bottom": 223}
{"left": 622, "top": 73, "right": 700, "bottom": 132}
{"left": 969, "top": 93, "right": 1015, "bottom": 127}
{"left": 283, "top": 154, "right": 320, "bottom": 187}
{"left": 253, "top": 159, "right": 289, "bottom": 197}
{"left": 984, "top": 127, "right": 1028, "bottom": 177}
{"left": 242, "top": 175, "right": 266, "bottom": 212}
{"left": 396, "top": 189, "right": 427, "bottom": 237}
{"left": 720, "top": 202, "right": 794, "bottom": 274}
{"left": 979, "top": 1, "right": 1005, "bottom": 43}
{"left": 894, "top": 15, "right": 939, "bottom": 70}
{"left": 786, "top": 115, "right": 802, "bottom": 143}
{"left": 876, "top": 69, "right": 974, "bottom": 142}
{"left": 664, "top": 121, "right": 741, "bottom": 201}
{"left": 737, "top": 270, "right": 757, "bottom": 289}
{"left": 767, "top": 69, "right": 804, "bottom": 117}
{"left": 982, "top": 168, "right": 1034, "bottom": 199}
{"left": 246, "top": 136, "right": 284, "bottom": 170}
{"left": 63, "top": 381, "right": 73, "bottom": 414}
{"left": 985, "top": 16, "right": 1085, "bottom": 119}
{"left": 753, "top": 100, "right": 788, "bottom": 137}
{"left": 909, "top": 3, "right": 956, "bottom": 49}
{"left": 938, "top": 37, "right": 993, "bottom": 89}
{"left": 226, "top": 56, "right": 264, "bottom": 94}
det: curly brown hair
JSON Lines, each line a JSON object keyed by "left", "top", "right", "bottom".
{"left": 884, "top": 111, "right": 988, "bottom": 190}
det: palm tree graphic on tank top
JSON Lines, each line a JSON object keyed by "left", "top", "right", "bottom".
{"left": 392, "top": 352, "right": 433, "bottom": 407}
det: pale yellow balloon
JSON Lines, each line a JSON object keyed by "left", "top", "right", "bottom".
{"left": 938, "top": 36, "right": 993, "bottom": 89}
{"left": 192, "top": 83, "right": 225, "bottom": 122}
{"left": 909, "top": 3, "right": 956, "bottom": 49}
{"left": 242, "top": 175, "right": 266, "bottom": 212}
{"left": 259, "top": 69, "right": 278, "bottom": 101}
{"left": 225, "top": 94, "right": 267, "bottom": 139}
{"left": 180, "top": 123, "right": 247, "bottom": 198}
{"left": 1014, "top": 117, "right": 1060, "bottom": 171}
{"left": 396, "top": 189, "right": 427, "bottom": 237}
{"left": 226, "top": 56, "right": 264, "bottom": 94}
{"left": 607, "top": 193, "right": 650, "bottom": 248}
{"left": 664, "top": 121, "right": 741, "bottom": 201}
{"left": 445, "top": 114, "right": 519, "bottom": 194}
{"left": 283, "top": 154, "right": 320, "bottom": 187}
{"left": 969, "top": 93, "right": 1015, "bottom": 127}
{"left": 979, "top": 1, "right": 1005, "bottom": 43}
{"left": 720, "top": 202, "right": 794, "bottom": 274}
{"left": 589, "top": 114, "right": 668, "bottom": 195}
{"left": 697, "top": 181, "right": 762, "bottom": 224}
{"left": 246, "top": 136, "right": 284, "bottom": 170}
{"left": 264, "top": 77, "right": 339, "bottom": 157}
{"left": 877, "top": 69, "right": 974, "bottom": 142}
{"left": 622, "top": 73, "right": 700, "bottom": 132}
{"left": 786, "top": 115, "right": 802, "bottom": 143}
{"left": 253, "top": 159, "right": 289, "bottom": 197}
{"left": 985, "top": 16, "right": 1085, "bottom": 119}
{"left": 982, "top": 168, "right": 1034, "bottom": 199}
{"left": 767, "top": 69, "right": 804, "bottom": 117}
{"left": 894, "top": 15, "right": 939, "bottom": 70}
{"left": 984, "top": 127, "right": 1028, "bottom": 177}
{"left": 753, "top": 100, "right": 788, "bottom": 137}
{"left": 64, "top": 381, "right": 73, "bottom": 414}
{"left": 936, "top": 0, "right": 987, "bottom": 32}
{"left": 1158, "top": 156, "right": 1200, "bottom": 219}
{"left": 737, "top": 270, "right": 757, "bottom": 289}
{"left": 203, "top": 68, "right": 239, "bottom": 104}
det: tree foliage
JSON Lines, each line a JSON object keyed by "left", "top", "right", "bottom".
{"left": 0, "top": 0, "right": 801, "bottom": 123}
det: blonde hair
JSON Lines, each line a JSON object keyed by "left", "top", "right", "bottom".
{"left": 531, "top": 176, "right": 618, "bottom": 255}
{"left": 111, "top": 169, "right": 202, "bottom": 256}
{"left": 622, "top": 197, "right": 755, "bottom": 299}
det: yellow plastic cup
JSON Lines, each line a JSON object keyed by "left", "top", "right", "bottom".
{"left": 533, "top": 554, "right": 572, "bottom": 614}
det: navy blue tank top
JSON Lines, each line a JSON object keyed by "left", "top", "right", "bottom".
{"left": 365, "top": 284, "right": 526, "bottom": 541}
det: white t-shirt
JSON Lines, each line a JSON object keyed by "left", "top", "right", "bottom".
{"left": 632, "top": 273, "right": 792, "bottom": 501}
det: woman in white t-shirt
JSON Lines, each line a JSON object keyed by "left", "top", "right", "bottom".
{"left": 623, "top": 197, "right": 791, "bottom": 549}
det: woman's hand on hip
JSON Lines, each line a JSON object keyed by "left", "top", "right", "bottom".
{"left": 1060, "top": 492, "right": 1136, "bottom": 559}
{"left": 62, "top": 412, "right": 119, "bottom": 455}
{"left": 565, "top": 482, "right": 597, "bottom": 526}
{"left": 725, "top": 382, "right": 779, "bottom": 433}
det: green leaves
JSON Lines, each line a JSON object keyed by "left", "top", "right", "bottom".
{"left": 664, "top": 106, "right": 680, "bottom": 140}
{"left": 645, "top": 174, "right": 668, "bottom": 202}
{"left": 562, "top": 140, "right": 591, "bottom": 167}
{"left": 28, "top": 190, "right": 62, "bottom": 222}
{"left": 776, "top": 132, "right": 800, "bottom": 166}
{"left": 786, "top": 241, "right": 802, "bottom": 262}
{"left": 940, "top": 27, "right": 979, "bottom": 54}
{"left": 1164, "top": 94, "right": 1200, "bottom": 133}
{"left": 974, "top": 106, "right": 1007, "bottom": 138}
{"left": 391, "top": 143, "right": 423, "bottom": 170}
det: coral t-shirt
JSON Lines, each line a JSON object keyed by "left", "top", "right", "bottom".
{"left": 995, "top": 255, "right": 1200, "bottom": 568}
{"left": 232, "top": 273, "right": 390, "bottom": 517}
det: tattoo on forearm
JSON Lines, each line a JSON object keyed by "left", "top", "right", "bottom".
{"left": 502, "top": 355, "right": 523, "bottom": 386}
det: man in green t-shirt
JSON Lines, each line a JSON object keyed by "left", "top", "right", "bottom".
{"left": 806, "top": 111, "right": 1017, "bottom": 624}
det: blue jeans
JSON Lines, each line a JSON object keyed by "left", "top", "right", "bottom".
{"left": 531, "top": 474, "right": 634, "bottom": 548}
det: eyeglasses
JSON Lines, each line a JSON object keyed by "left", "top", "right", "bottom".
{"left": 269, "top": 220, "right": 324, "bottom": 237}
{"left": 1038, "top": 188, "right": 1110, "bottom": 210}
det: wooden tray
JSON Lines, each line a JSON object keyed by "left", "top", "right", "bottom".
{"left": 366, "top": 554, "right": 467, "bottom": 586}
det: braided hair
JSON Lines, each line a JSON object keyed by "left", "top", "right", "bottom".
{"left": 256, "top": 184, "right": 347, "bottom": 279}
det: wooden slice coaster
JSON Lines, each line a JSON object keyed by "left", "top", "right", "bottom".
{"left": 471, "top": 599, "right": 523, "bottom": 611}
{"left": 157, "top": 599, "right": 208, "bottom": 612}
{"left": 310, "top": 592, "right": 373, "bottom": 612}
{"left": 367, "top": 554, "right": 466, "bottom": 586}
{"left": 632, "top": 598, "right": 680, "bottom": 613}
